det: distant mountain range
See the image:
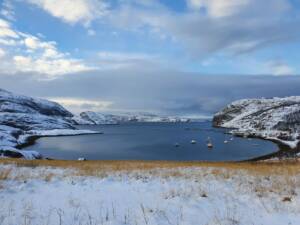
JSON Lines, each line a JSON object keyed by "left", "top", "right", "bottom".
{"left": 73, "top": 111, "right": 195, "bottom": 125}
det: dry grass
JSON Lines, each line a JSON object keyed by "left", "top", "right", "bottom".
{"left": 0, "top": 158, "right": 300, "bottom": 177}
{"left": 0, "top": 159, "right": 300, "bottom": 224}
{"left": 0, "top": 168, "right": 12, "bottom": 180}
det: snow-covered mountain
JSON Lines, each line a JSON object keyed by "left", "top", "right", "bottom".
{"left": 73, "top": 111, "right": 192, "bottom": 125}
{"left": 0, "top": 89, "right": 97, "bottom": 159}
{"left": 213, "top": 97, "right": 300, "bottom": 149}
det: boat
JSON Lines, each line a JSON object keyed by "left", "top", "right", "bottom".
{"left": 190, "top": 140, "right": 197, "bottom": 144}
{"left": 174, "top": 143, "right": 180, "bottom": 147}
{"left": 230, "top": 137, "right": 234, "bottom": 141}
{"left": 207, "top": 137, "right": 213, "bottom": 148}
{"left": 224, "top": 140, "right": 228, "bottom": 144}
{"left": 207, "top": 142, "right": 213, "bottom": 148}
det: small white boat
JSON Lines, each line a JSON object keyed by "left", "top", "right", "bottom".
{"left": 230, "top": 137, "right": 234, "bottom": 141}
{"left": 224, "top": 140, "right": 228, "bottom": 144}
{"left": 190, "top": 140, "right": 197, "bottom": 144}
{"left": 78, "top": 157, "right": 86, "bottom": 161}
{"left": 207, "top": 142, "right": 213, "bottom": 148}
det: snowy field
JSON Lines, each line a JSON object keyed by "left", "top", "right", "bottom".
{"left": 0, "top": 161, "right": 300, "bottom": 225}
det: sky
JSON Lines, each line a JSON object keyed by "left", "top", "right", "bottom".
{"left": 0, "top": 0, "right": 300, "bottom": 116}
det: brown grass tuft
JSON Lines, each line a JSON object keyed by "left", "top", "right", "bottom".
{"left": 0, "top": 168, "right": 12, "bottom": 180}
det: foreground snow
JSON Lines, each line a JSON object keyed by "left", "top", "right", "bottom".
{"left": 213, "top": 97, "right": 300, "bottom": 149}
{"left": 0, "top": 163, "right": 299, "bottom": 225}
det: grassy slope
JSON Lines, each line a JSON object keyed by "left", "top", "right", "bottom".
{"left": 1, "top": 158, "right": 300, "bottom": 176}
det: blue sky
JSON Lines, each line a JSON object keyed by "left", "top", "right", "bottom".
{"left": 1, "top": 0, "right": 300, "bottom": 115}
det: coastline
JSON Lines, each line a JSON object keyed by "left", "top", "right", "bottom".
{"left": 215, "top": 125, "right": 300, "bottom": 161}
{"left": 0, "top": 129, "right": 102, "bottom": 159}
{"left": 17, "top": 130, "right": 103, "bottom": 149}
{"left": 15, "top": 123, "right": 292, "bottom": 162}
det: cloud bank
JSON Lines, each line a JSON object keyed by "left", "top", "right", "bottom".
{"left": 1, "top": 68, "right": 300, "bottom": 115}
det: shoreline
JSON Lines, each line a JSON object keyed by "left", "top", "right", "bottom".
{"left": 244, "top": 137, "right": 300, "bottom": 162}
{"left": 216, "top": 125, "right": 300, "bottom": 161}
{"left": 14, "top": 123, "right": 299, "bottom": 162}
{"left": 17, "top": 131, "right": 103, "bottom": 149}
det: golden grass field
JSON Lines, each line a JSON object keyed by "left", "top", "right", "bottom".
{"left": 1, "top": 158, "right": 300, "bottom": 177}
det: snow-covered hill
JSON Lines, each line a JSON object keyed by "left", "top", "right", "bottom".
{"left": 0, "top": 89, "right": 98, "bottom": 159}
{"left": 213, "top": 97, "right": 300, "bottom": 149}
{"left": 74, "top": 111, "right": 191, "bottom": 125}
{"left": 0, "top": 89, "right": 72, "bottom": 117}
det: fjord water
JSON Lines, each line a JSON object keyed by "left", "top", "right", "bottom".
{"left": 24, "top": 122, "right": 278, "bottom": 161}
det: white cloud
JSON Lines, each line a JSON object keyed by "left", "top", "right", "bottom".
{"left": 48, "top": 97, "right": 113, "bottom": 113}
{"left": 43, "top": 48, "right": 62, "bottom": 58}
{"left": 12, "top": 55, "right": 92, "bottom": 77}
{"left": 13, "top": 55, "right": 32, "bottom": 66}
{"left": 0, "top": 18, "right": 18, "bottom": 38}
{"left": 26, "top": 0, "right": 108, "bottom": 26}
{"left": 266, "top": 60, "right": 294, "bottom": 76}
{"left": 24, "top": 37, "right": 40, "bottom": 49}
{"left": 0, "top": 38, "right": 17, "bottom": 46}
{"left": 1, "top": 0, "right": 15, "bottom": 21}
{"left": 187, "top": 0, "right": 249, "bottom": 18}
{"left": 104, "top": 0, "right": 294, "bottom": 59}
{"left": 0, "top": 18, "right": 93, "bottom": 77}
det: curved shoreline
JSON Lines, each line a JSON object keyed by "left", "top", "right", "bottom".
{"left": 17, "top": 132, "right": 103, "bottom": 150}
{"left": 16, "top": 127, "right": 285, "bottom": 162}
{"left": 244, "top": 138, "right": 300, "bottom": 162}
{"left": 219, "top": 126, "right": 300, "bottom": 161}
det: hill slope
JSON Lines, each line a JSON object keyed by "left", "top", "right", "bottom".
{"left": 213, "top": 97, "right": 300, "bottom": 149}
{"left": 0, "top": 89, "right": 97, "bottom": 159}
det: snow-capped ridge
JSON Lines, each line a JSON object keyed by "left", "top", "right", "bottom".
{"left": 74, "top": 111, "right": 192, "bottom": 125}
{"left": 213, "top": 96, "right": 300, "bottom": 149}
{"left": 0, "top": 89, "right": 73, "bottom": 117}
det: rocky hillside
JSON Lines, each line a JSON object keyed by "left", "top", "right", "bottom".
{"left": 74, "top": 111, "right": 191, "bottom": 125}
{"left": 213, "top": 97, "right": 300, "bottom": 149}
{"left": 0, "top": 89, "right": 97, "bottom": 159}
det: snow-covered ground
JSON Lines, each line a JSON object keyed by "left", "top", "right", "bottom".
{"left": 0, "top": 163, "right": 299, "bottom": 225}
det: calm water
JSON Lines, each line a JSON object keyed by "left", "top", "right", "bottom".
{"left": 24, "top": 122, "right": 278, "bottom": 161}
